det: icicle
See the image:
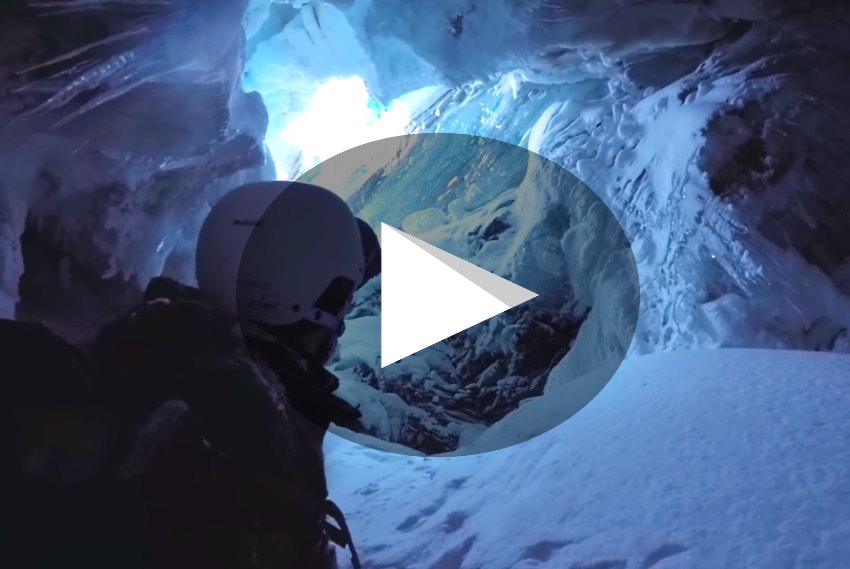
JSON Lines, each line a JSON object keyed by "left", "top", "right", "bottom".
{"left": 52, "top": 61, "right": 180, "bottom": 128}
{"left": 14, "top": 51, "right": 137, "bottom": 122}
{"left": 17, "top": 26, "right": 149, "bottom": 75}
{"left": 29, "top": 0, "right": 174, "bottom": 11}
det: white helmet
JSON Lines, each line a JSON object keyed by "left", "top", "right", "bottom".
{"left": 195, "top": 181, "right": 365, "bottom": 334}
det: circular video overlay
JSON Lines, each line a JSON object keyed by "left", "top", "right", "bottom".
{"left": 243, "top": 133, "right": 639, "bottom": 457}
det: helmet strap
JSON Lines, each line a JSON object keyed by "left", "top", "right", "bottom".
{"left": 308, "top": 308, "right": 346, "bottom": 337}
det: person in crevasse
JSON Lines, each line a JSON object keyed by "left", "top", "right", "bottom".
{"left": 1, "top": 181, "right": 379, "bottom": 569}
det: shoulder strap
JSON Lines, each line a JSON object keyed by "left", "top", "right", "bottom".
{"left": 324, "top": 499, "right": 362, "bottom": 569}
{"left": 0, "top": 319, "right": 102, "bottom": 476}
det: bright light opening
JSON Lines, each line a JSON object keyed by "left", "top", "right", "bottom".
{"left": 267, "top": 76, "right": 417, "bottom": 179}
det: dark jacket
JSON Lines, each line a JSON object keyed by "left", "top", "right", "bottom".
{"left": 2, "top": 277, "right": 362, "bottom": 569}
{"left": 1, "top": 320, "right": 135, "bottom": 569}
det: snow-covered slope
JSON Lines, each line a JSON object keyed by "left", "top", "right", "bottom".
{"left": 326, "top": 349, "right": 850, "bottom": 569}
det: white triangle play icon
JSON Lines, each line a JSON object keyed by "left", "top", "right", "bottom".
{"left": 380, "top": 223, "right": 538, "bottom": 367}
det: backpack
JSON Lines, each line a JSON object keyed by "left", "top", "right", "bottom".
{"left": 90, "top": 277, "right": 361, "bottom": 568}
{"left": 1, "top": 279, "right": 362, "bottom": 568}
{"left": 0, "top": 319, "right": 143, "bottom": 568}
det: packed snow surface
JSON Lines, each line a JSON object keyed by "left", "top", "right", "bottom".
{"left": 326, "top": 349, "right": 850, "bottom": 568}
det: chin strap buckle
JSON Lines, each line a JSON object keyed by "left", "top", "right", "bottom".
{"left": 310, "top": 308, "right": 347, "bottom": 337}
{"left": 324, "top": 499, "right": 362, "bottom": 569}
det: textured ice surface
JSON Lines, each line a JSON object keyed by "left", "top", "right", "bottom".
{"left": 0, "top": 3, "right": 271, "bottom": 328}
{"left": 241, "top": 2, "right": 850, "bottom": 451}
{"left": 326, "top": 349, "right": 850, "bottom": 569}
{"left": 245, "top": 1, "right": 850, "bottom": 358}
{"left": 3, "top": 1, "right": 847, "bottom": 354}
{"left": 398, "top": 8, "right": 850, "bottom": 355}
{"left": 525, "top": 11, "right": 850, "bottom": 354}
{"left": 1, "top": 3, "right": 849, "bottom": 562}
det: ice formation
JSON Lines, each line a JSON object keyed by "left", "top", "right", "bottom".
{"left": 1, "top": 0, "right": 845, "bottom": 345}
{"left": 2, "top": 0, "right": 849, "bottom": 447}
{"left": 0, "top": 0, "right": 270, "bottom": 336}
{"left": 240, "top": 0, "right": 850, "bottom": 450}
{"left": 241, "top": 0, "right": 850, "bottom": 364}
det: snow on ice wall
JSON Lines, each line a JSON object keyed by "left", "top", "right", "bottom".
{"left": 242, "top": 0, "right": 850, "bottom": 451}
{"left": 244, "top": 0, "right": 850, "bottom": 357}
{"left": 525, "top": 9, "right": 850, "bottom": 354}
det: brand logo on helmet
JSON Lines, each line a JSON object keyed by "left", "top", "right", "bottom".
{"left": 232, "top": 219, "right": 265, "bottom": 227}
{"left": 247, "top": 298, "right": 280, "bottom": 312}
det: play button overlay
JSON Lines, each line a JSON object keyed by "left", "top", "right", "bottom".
{"left": 381, "top": 223, "right": 538, "bottom": 367}
{"left": 273, "top": 133, "right": 640, "bottom": 456}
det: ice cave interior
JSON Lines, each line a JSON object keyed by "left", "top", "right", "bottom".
{"left": 2, "top": 1, "right": 850, "bottom": 567}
